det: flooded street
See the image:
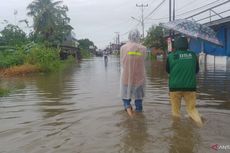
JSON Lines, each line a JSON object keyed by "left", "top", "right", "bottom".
{"left": 0, "top": 56, "right": 230, "bottom": 153}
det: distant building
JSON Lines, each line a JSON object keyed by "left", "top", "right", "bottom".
{"left": 109, "top": 43, "right": 124, "bottom": 55}
{"left": 59, "top": 31, "right": 80, "bottom": 60}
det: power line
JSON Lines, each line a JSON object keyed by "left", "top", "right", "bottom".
{"left": 148, "top": 16, "right": 171, "bottom": 21}
{"left": 196, "top": 9, "right": 230, "bottom": 22}
{"left": 179, "top": 0, "right": 228, "bottom": 17}
{"left": 146, "top": 0, "right": 229, "bottom": 21}
{"left": 120, "top": 22, "right": 140, "bottom": 37}
{"left": 185, "top": 0, "right": 230, "bottom": 19}
{"left": 176, "top": 0, "right": 199, "bottom": 12}
{"left": 176, "top": 0, "right": 221, "bottom": 14}
{"left": 144, "top": 0, "right": 167, "bottom": 20}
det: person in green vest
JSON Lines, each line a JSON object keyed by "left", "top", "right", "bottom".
{"left": 166, "top": 36, "right": 203, "bottom": 127}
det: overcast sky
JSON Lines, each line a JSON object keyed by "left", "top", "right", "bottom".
{"left": 0, "top": 0, "right": 230, "bottom": 48}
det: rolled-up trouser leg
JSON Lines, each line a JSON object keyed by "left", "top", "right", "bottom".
{"left": 135, "top": 99, "right": 143, "bottom": 112}
{"left": 183, "top": 92, "right": 202, "bottom": 124}
{"left": 123, "top": 99, "right": 132, "bottom": 110}
{"left": 169, "top": 92, "right": 182, "bottom": 117}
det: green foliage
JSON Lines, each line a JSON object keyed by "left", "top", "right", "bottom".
{"left": 27, "top": 0, "right": 73, "bottom": 45}
{"left": 0, "top": 82, "right": 27, "bottom": 97}
{"left": 24, "top": 44, "right": 61, "bottom": 72}
{"left": 59, "top": 55, "right": 75, "bottom": 70}
{"left": 0, "top": 48, "right": 25, "bottom": 68}
{"left": 78, "top": 39, "right": 95, "bottom": 51}
{"left": 0, "top": 43, "right": 60, "bottom": 72}
{"left": 144, "top": 25, "right": 167, "bottom": 50}
{"left": 78, "top": 39, "right": 95, "bottom": 58}
{"left": 146, "top": 53, "right": 156, "bottom": 61}
{"left": 79, "top": 48, "right": 91, "bottom": 58}
{"left": 0, "top": 24, "right": 28, "bottom": 46}
{"left": 0, "top": 88, "right": 10, "bottom": 97}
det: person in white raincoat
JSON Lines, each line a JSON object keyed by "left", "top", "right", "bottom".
{"left": 120, "top": 29, "right": 147, "bottom": 117}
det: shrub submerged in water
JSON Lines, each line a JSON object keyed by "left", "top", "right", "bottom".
{"left": 0, "top": 87, "right": 10, "bottom": 97}
{"left": 0, "top": 46, "right": 24, "bottom": 68}
{"left": 0, "top": 43, "right": 76, "bottom": 76}
{"left": 25, "top": 44, "right": 61, "bottom": 72}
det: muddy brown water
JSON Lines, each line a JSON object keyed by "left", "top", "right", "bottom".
{"left": 0, "top": 56, "right": 230, "bottom": 153}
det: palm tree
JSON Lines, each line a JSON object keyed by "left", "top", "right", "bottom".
{"left": 27, "top": 0, "right": 72, "bottom": 43}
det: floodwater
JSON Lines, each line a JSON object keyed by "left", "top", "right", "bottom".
{"left": 0, "top": 56, "right": 230, "bottom": 153}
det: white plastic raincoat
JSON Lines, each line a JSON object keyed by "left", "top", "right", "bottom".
{"left": 120, "top": 41, "right": 146, "bottom": 100}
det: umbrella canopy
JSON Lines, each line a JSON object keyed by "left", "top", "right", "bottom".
{"left": 161, "top": 19, "right": 222, "bottom": 46}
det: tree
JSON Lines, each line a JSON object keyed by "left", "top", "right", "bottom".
{"left": 78, "top": 39, "right": 95, "bottom": 51}
{"left": 0, "top": 24, "right": 27, "bottom": 46}
{"left": 144, "top": 25, "right": 166, "bottom": 50}
{"left": 27, "top": 0, "right": 72, "bottom": 44}
{"left": 78, "top": 39, "right": 96, "bottom": 58}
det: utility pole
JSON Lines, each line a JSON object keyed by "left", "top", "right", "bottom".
{"left": 169, "top": 0, "right": 175, "bottom": 21}
{"left": 173, "top": 0, "right": 175, "bottom": 21}
{"left": 114, "top": 32, "right": 120, "bottom": 51}
{"left": 168, "top": 0, "right": 176, "bottom": 52}
{"left": 169, "top": 0, "right": 172, "bottom": 22}
{"left": 115, "top": 32, "right": 120, "bottom": 45}
{"left": 136, "top": 4, "right": 148, "bottom": 38}
{"left": 14, "top": 9, "right": 18, "bottom": 26}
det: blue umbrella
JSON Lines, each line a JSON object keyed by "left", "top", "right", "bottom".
{"left": 161, "top": 19, "right": 222, "bottom": 46}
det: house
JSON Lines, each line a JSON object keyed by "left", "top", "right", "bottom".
{"left": 59, "top": 31, "right": 81, "bottom": 60}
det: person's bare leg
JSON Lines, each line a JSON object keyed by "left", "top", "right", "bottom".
{"left": 126, "top": 107, "right": 134, "bottom": 118}
{"left": 123, "top": 99, "right": 134, "bottom": 118}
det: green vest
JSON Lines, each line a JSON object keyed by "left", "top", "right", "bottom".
{"left": 167, "top": 50, "right": 198, "bottom": 91}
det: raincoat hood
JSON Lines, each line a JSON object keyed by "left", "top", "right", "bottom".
{"left": 128, "top": 29, "right": 141, "bottom": 43}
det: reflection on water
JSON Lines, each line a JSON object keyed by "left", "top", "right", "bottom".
{"left": 169, "top": 119, "right": 201, "bottom": 153}
{"left": 198, "top": 56, "right": 230, "bottom": 110}
{"left": 119, "top": 114, "right": 148, "bottom": 153}
{"left": 0, "top": 56, "right": 230, "bottom": 153}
